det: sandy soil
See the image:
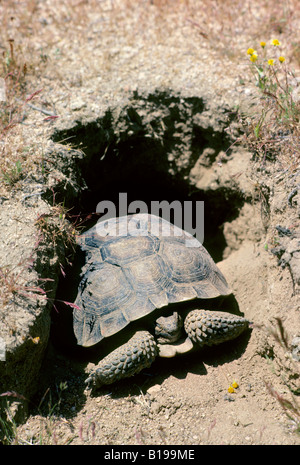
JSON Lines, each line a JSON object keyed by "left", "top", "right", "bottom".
{"left": 17, "top": 206, "right": 299, "bottom": 446}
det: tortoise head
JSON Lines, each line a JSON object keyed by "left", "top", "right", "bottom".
{"left": 154, "top": 311, "right": 183, "bottom": 344}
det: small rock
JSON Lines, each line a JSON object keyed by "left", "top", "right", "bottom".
{"left": 147, "top": 384, "right": 161, "bottom": 395}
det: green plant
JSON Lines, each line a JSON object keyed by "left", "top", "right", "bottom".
{"left": 247, "top": 40, "right": 299, "bottom": 124}
{"left": 1, "top": 159, "right": 23, "bottom": 186}
{"left": 0, "top": 383, "right": 73, "bottom": 445}
{"left": 240, "top": 39, "right": 300, "bottom": 164}
{"left": 0, "top": 404, "right": 18, "bottom": 444}
{"left": 0, "top": 391, "right": 27, "bottom": 444}
{"left": 34, "top": 382, "right": 78, "bottom": 445}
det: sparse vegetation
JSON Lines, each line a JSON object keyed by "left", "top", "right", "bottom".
{"left": 35, "top": 203, "right": 78, "bottom": 251}
{"left": 0, "top": 201, "right": 79, "bottom": 309}
{"left": 0, "top": 264, "right": 46, "bottom": 307}
{"left": 239, "top": 39, "right": 300, "bottom": 165}
{"left": 0, "top": 383, "right": 72, "bottom": 445}
{"left": 255, "top": 319, "right": 300, "bottom": 434}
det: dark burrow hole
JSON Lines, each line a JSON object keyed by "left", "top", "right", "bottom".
{"left": 49, "top": 90, "right": 246, "bottom": 364}
{"left": 50, "top": 91, "right": 244, "bottom": 261}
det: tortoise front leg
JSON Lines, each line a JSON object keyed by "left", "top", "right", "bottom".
{"left": 184, "top": 310, "right": 249, "bottom": 348}
{"left": 85, "top": 331, "right": 158, "bottom": 389}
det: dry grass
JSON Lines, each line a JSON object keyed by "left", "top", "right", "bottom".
{"left": 254, "top": 319, "right": 300, "bottom": 433}
{"left": 0, "top": 263, "right": 46, "bottom": 307}
{"left": 35, "top": 203, "right": 78, "bottom": 250}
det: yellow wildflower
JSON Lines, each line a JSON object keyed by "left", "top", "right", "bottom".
{"left": 279, "top": 56, "right": 285, "bottom": 63}
{"left": 232, "top": 381, "right": 239, "bottom": 389}
{"left": 260, "top": 41, "right": 266, "bottom": 48}
{"left": 228, "top": 386, "right": 235, "bottom": 393}
{"left": 249, "top": 51, "right": 258, "bottom": 63}
{"left": 31, "top": 336, "right": 40, "bottom": 344}
{"left": 268, "top": 59, "right": 275, "bottom": 66}
{"left": 247, "top": 48, "right": 255, "bottom": 55}
{"left": 271, "top": 39, "right": 281, "bottom": 46}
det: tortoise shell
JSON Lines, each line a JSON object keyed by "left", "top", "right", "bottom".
{"left": 73, "top": 214, "right": 231, "bottom": 347}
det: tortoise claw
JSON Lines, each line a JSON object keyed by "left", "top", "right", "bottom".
{"left": 85, "top": 373, "right": 97, "bottom": 390}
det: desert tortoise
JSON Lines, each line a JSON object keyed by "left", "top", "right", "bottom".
{"left": 73, "top": 214, "right": 248, "bottom": 389}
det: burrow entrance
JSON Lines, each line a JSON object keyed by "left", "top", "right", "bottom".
{"left": 50, "top": 90, "right": 246, "bottom": 263}
{"left": 46, "top": 88, "right": 252, "bottom": 377}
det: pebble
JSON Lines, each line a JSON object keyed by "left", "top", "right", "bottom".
{"left": 147, "top": 384, "right": 161, "bottom": 395}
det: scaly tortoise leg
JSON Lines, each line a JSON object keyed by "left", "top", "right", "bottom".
{"left": 184, "top": 310, "right": 249, "bottom": 348}
{"left": 85, "top": 331, "right": 158, "bottom": 389}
